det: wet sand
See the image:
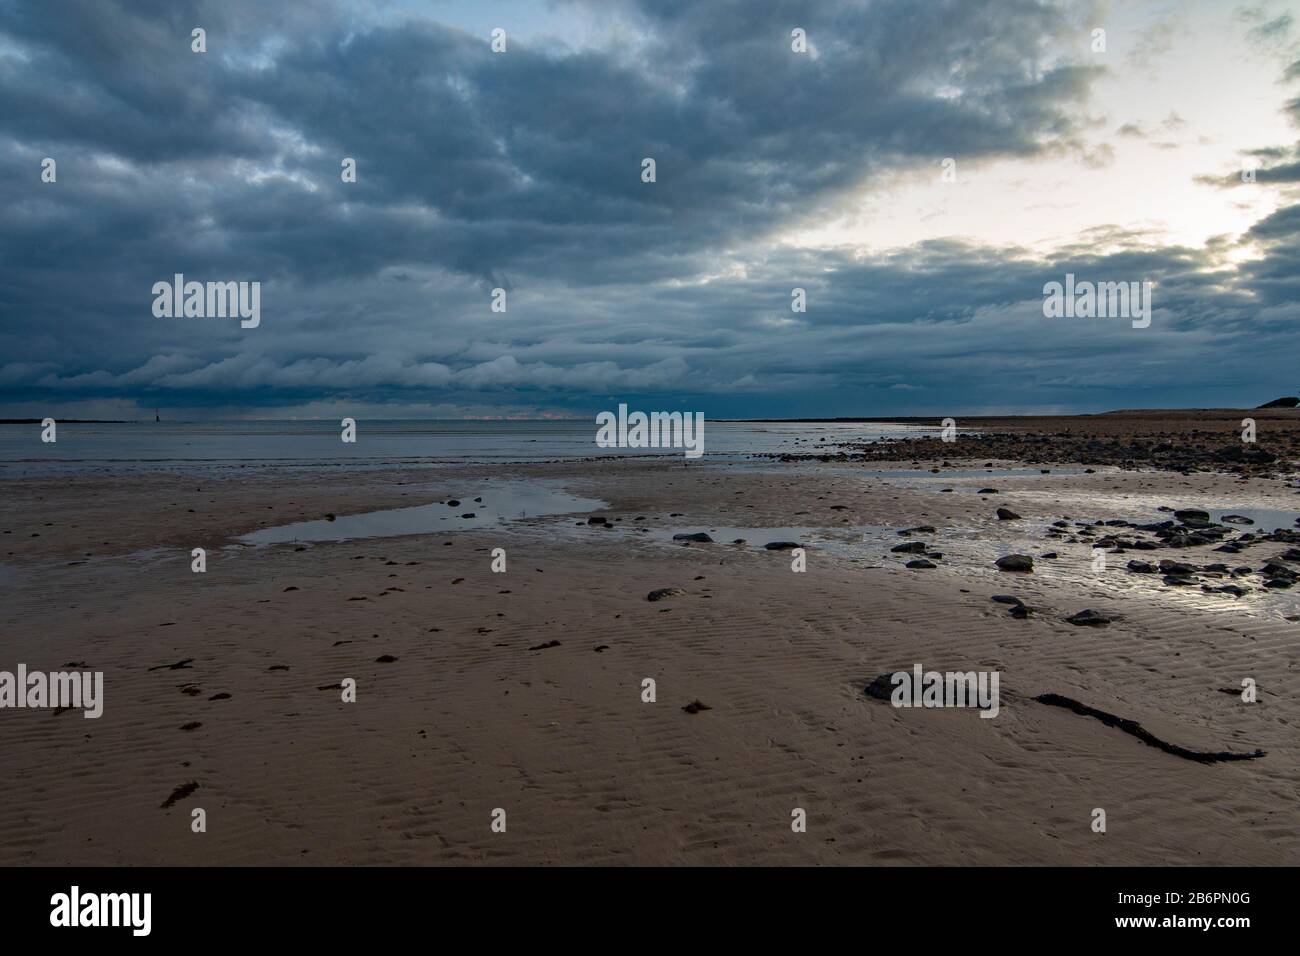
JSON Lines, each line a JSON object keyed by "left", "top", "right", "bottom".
{"left": 1, "top": 416, "right": 1299, "bottom": 865}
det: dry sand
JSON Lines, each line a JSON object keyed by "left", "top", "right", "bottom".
{"left": 1, "top": 417, "right": 1298, "bottom": 865}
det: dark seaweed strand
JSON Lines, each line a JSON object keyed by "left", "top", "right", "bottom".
{"left": 1034, "top": 694, "right": 1265, "bottom": 764}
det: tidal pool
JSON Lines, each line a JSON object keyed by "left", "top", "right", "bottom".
{"left": 239, "top": 481, "right": 607, "bottom": 544}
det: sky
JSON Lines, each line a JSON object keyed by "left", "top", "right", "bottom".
{"left": 2, "top": 0, "right": 1299, "bottom": 420}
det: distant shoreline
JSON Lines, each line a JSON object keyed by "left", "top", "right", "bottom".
{"left": 4, "top": 405, "right": 1297, "bottom": 428}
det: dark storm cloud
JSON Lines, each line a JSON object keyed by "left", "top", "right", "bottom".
{"left": 1, "top": 0, "right": 1297, "bottom": 416}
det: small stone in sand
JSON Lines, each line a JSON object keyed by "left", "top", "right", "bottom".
{"left": 864, "top": 673, "right": 899, "bottom": 701}
{"left": 682, "top": 700, "right": 712, "bottom": 714}
{"left": 646, "top": 587, "right": 686, "bottom": 602}
{"left": 1065, "top": 609, "right": 1112, "bottom": 627}
{"left": 995, "top": 554, "right": 1033, "bottom": 573}
{"left": 891, "top": 541, "right": 928, "bottom": 554}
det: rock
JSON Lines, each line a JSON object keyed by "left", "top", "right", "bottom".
{"left": 1262, "top": 560, "right": 1297, "bottom": 577}
{"left": 995, "top": 554, "right": 1033, "bottom": 573}
{"left": 446, "top": 500, "right": 460, "bottom": 507}
{"left": 890, "top": 541, "right": 928, "bottom": 554}
{"left": 1214, "top": 445, "right": 1276, "bottom": 464}
{"left": 587, "top": 516, "right": 607, "bottom": 525}
{"left": 1158, "top": 560, "right": 1197, "bottom": 575}
{"left": 1041, "top": 552, "right": 1058, "bottom": 559}
{"left": 1174, "top": 508, "right": 1210, "bottom": 523}
{"left": 977, "top": 488, "right": 999, "bottom": 494}
{"left": 897, "top": 525, "right": 936, "bottom": 535}
{"left": 763, "top": 541, "right": 802, "bottom": 550}
{"left": 646, "top": 587, "right": 686, "bottom": 602}
{"left": 864, "top": 673, "right": 899, "bottom": 701}
{"left": 1163, "top": 575, "right": 1197, "bottom": 586}
{"left": 1065, "top": 609, "right": 1112, "bottom": 627}
{"left": 991, "top": 595, "right": 1024, "bottom": 605}
{"left": 996, "top": 507, "right": 1022, "bottom": 520}
{"left": 1205, "top": 584, "right": 1248, "bottom": 597}
{"left": 681, "top": 699, "right": 712, "bottom": 714}
{"left": 905, "top": 559, "right": 936, "bottom": 569}
{"left": 1009, "top": 604, "right": 1031, "bottom": 619}
{"left": 672, "top": 532, "right": 714, "bottom": 542}
{"left": 1127, "top": 560, "right": 1156, "bottom": 573}
{"left": 1221, "top": 514, "right": 1254, "bottom": 525}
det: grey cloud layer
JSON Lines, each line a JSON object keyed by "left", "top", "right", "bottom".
{"left": 2, "top": 0, "right": 1298, "bottom": 415}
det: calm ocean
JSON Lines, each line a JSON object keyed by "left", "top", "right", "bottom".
{"left": 0, "top": 419, "right": 936, "bottom": 476}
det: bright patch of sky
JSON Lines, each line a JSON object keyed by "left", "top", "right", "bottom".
{"left": 784, "top": 0, "right": 1299, "bottom": 257}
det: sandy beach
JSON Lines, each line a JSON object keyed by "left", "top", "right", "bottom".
{"left": 1, "top": 411, "right": 1297, "bottom": 866}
